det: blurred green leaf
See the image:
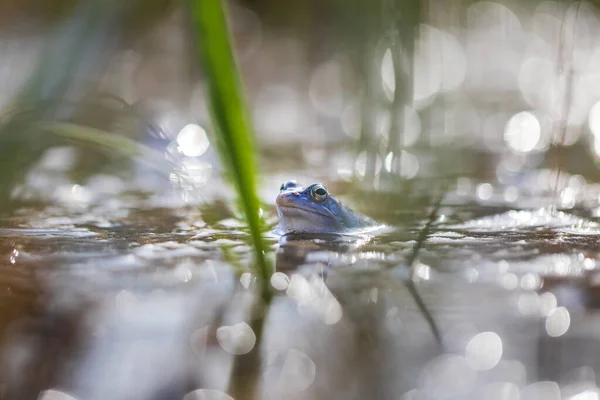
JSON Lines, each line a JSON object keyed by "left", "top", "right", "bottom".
{"left": 0, "top": 0, "right": 126, "bottom": 207}
{"left": 41, "top": 121, "right": 173, "bottom": 174}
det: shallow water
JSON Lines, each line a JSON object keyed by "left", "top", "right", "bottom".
{"left": 2, "top": 175, "right": 600, "bottom": 400}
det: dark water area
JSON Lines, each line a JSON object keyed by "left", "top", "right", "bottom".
{"left": 2, "top": 177, "right": 600, "bottom": 400}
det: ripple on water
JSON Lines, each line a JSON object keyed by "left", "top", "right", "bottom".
{"left": 446, "top": 208, "right": 597, "bottom": 232}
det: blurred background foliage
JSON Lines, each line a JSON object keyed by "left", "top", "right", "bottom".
{"left": 2, "top": 0, "right": 600, "bottom": 212}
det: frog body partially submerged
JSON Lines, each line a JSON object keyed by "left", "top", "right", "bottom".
{"left": 275, "top": 181, "right": 375, "bottom": 234}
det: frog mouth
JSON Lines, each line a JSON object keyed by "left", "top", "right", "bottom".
{"left": 277, "top": 205, "right": 335, "bottom": 220}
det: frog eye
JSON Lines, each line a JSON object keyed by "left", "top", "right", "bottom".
{"left": 310, "top": 184, "right": 328, "bottom": 202}
{"left": 279, "top": 183, "right": 285, "bottom": 191}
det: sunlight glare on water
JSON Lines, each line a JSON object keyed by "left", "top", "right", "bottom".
{"left": 176, "top": 124, "right": 210, "bottom": 157}
{"left": 504, "top": 111, "right": 541, "bottom": 153}
{"left": 37, "top": 390, "right": 79, "bottom": 400}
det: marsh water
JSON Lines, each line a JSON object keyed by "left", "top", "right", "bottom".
{"left": 2, "top": 155, "right": 600, "bottom": 400}
{"left": 4, "top": 1, "right": 600, "bottom": 398}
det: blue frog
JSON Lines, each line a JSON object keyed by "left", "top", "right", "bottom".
{"left": 275, "top": 181, "right": 375, "bottom": 234}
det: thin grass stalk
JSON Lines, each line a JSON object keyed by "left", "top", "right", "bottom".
{"left": 189, "top": 0, "right": 273, "bottom": 398}
{"left": 189, "top": 0, "right": 272, "bottom": 298}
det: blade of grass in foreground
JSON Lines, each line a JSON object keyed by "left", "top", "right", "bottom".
{"left": 189, "top": 0, "right": 272, "bottom": 296}
{"left": 189, "top": 0, "right": 273, "bottom": 398}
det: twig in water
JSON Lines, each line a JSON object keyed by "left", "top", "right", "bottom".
{"left": 402, "top": 184, "right": 447, "bottom": 348}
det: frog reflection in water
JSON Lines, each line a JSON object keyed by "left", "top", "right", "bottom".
{"left": 276, "top": 181, "right": 375, "bottom": 234}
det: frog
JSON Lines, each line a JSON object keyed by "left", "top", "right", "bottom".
{"left": 275, "top": 180, "right": 375, "bottom": 234}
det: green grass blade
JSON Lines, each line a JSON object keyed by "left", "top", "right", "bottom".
{"left": 189, "top": 1, "right": 273, "bottom": 397}
{"left": 189, "top": 0, "right": 273, "bottom": 295}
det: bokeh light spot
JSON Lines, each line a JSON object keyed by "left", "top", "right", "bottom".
{"left": 216, "top": 322, "right": 256, "bottom": 355}
{"left": 589, "top": 101, "right": 600, "bottom": 138}
{"left": 275, "top": 349, "right": 316, "bottom": 393}
{"left": 545, "top": 307, "right": 571, "bottom": 337}
{"left": 176, "top": 124, "right": 210, "bottom": 157}
{"left": 465, "top": 331, "right": 503, "bottom": 370}
{"left": 271, "top": 272, "right": 290, "bottom": 290}
{"left": 504, "top": 111, "right": 541, "bottom": 153}
{"left": 520, "top": 381, "right": 560, "bottom": 400}
{"left": 381, "top": 48, "right": 395, "bottom": 97}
